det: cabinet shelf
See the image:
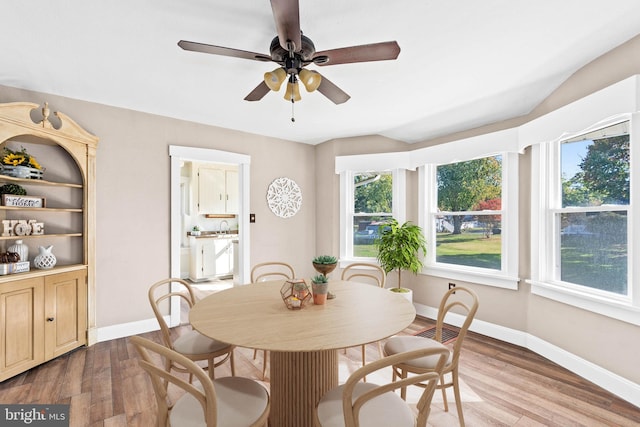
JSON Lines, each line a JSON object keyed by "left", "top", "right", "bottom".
{"left": 0, "top": 174, "right": 83, "bottom": 189}
{"left": 0, "top": 101, "right": 96, "bottom": 382}
{"left": 0, "top": 264, "right": 86, "bottom": 284}
{"left": 0, "top": 205, "right": 82, "bottom": 213}
{"left": 0, "top": 233, "right": 82, "bottom": 240}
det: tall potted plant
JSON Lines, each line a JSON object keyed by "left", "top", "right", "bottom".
{"left": 375, "top": 218, "right": 426, "bottom": 299}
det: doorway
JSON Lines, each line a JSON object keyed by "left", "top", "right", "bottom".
{"left": 169, "top": 146, "right": 251, "bottom": 328}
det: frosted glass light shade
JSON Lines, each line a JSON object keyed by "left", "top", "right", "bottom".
{"left": 264, "top": 68, "right": 286, "bottom": 91}
{"left": 299, "top": 69, "right": 321, "bottom": 92}
{"left": 284, "top": 81, "right": 302, "bottom": 102}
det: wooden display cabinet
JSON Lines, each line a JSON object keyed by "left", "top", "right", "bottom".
{"left": 0, "top": 102, "right": 97, "bottom": 381}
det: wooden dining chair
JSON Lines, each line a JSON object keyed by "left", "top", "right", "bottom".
{"left": 383, "top": 286, "right": 479, "bottom": 427}
{"left": 340, "top": 263, "right": 387, "bottom": 371}
{"left": 130, "top": 336, "right": 270, "bottom": 427}
{"left": 250, "top": 261, "right": 296, "bottom": 379}
{"left": 250, "top": 261, "right": 295, "bottom": 283}
{"left": 314, "top": 346, "right": 449, "bottom": 427}
{"left": 148, "top": 278, "right": 235, "bottom": 380}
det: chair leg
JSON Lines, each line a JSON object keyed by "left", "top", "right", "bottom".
{"left": 208, "top": 357, "right": 216, "bottom": 380}
{"left": 262, "top": 350, "right": 268, "bottom": 380}
{"left": 440, "top": 374, "right": 449, "bottom": 412}
{"left": 377, "top": 341, "right": 383, "bottom": 359}
{"left": 361, "top": 344, "right": 367, "bottom": 382}
{"left": 452, "top": 369, "right": 465, "bottom": 427}
{"left": 253, "top": 349, "right": 258, "bottom": 360}
{"left": 230, "top": 349, "right": 236, "bottom": 376}
{"left": 400, "top": 369, "right": 408, "bottom": 401}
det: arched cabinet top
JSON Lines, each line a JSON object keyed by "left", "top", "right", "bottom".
{"left": 0, "top": 102, "right": 98, "bottom": 175}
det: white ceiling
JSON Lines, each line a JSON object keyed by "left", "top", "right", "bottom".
{"left": 3, "top": 1, "right": 640, "bottom": 145}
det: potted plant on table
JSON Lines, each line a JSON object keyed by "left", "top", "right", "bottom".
{"left": 311, "top": 274, "right": 329, "bottom": 305}
{"left": 312, "top": 255, "right": 338, "bottom": 276}
{"left": 375, "top": 218, "right": 427, "bottom": 301}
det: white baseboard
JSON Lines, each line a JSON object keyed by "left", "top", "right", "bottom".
{"left": 414, "top": 302, "right": 640, "bottom": 408}
{"left": 96, "top": 315, "right": 169, "bottom": 342}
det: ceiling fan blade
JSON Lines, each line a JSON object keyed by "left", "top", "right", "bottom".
{"left": 270, "top": 0, "right": 302, "bottom": 52}
{"left": 316, "top": 74, "right": 350, "bottom": 104}
{"left": 178, "top": 40, "right": 272, "bottom": 62}
{"left": 313, "top": 41, "right": 401, "bottom": 66}
{"left": 244, "top": 81, "right": 271, "bottom": 101}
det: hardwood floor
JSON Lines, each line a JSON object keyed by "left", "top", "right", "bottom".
{"left": 1, "top": 316, "right": 639, "bottom": 426}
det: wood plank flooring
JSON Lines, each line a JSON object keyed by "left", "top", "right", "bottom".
{"left": 1, "top": 316, "right": 639, "bottom": 426}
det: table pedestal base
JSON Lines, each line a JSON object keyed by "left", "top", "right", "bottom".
{"left": 270, "top": 350, "right": 339, "bottom": 427}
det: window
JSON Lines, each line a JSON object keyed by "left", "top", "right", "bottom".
{"left": 538, "top": 120, "right": 631, "bottom": 299}
{"left": 530, "top": 114, "right": 640, "bottom": 324}
{"left": 435, "top": 156, "right": 503, "bottom": 270}
{"left": 352, "top": 171, "right": 393, "bottom": 258}
{"left": 339, "top": 168, "right": 406, "bottom": 263}
{"left": 420, "top": 148, "right": 519, "bottom": 289}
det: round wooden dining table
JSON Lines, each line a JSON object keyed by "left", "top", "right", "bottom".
{"left": 190, "top": 279, "right": 416, "bottom": 427}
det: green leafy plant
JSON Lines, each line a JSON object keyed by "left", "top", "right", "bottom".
{"left": 375, "top": 218, "right": 427, "bottom": 292}
{"left": 311, "top": 274, "right": 328, "bottom": 284}
{"left": 0, "top": 183, "right": 27, "bottom": 195}
{"left": 312, "top": 255, "right": 337, "bottom": 265}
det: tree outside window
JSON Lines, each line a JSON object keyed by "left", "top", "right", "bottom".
{"left": 558, "top": 122, "right": 629, "bottom": 295}
{"left": 435, "top": 156, "right": 502, "bottom": 270}
{"left": 353, "top": 172, "right": 392, "bottom": 258}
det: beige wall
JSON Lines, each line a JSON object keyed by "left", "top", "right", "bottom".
{"left": 1, "top": 31, "right": 639, "bottom": 396}
{"left": 314, "top": 34, "right": 640, "bottom": 388}
{"left": 0, "top": 85, "right": 317, "bottom": 328}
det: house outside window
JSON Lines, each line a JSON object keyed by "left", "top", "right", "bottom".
{"left": 352, "top": 171, "right": 393, "bottom": 258}
{"left": 338, "top": 161, "right": 407, "bottom": 265}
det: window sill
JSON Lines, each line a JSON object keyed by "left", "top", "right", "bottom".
{"left": 339, "top": 258, "right": 378, "bottom": 269}
{"left": 423, "top": 266, "right": 519, "bottom": 290}
{"left": 529, "top": 280, "right": 640, "bottom": 326}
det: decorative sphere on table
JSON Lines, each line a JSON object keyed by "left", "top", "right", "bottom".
{"left": 34, "top": 245, "right": 57, "bottom": 269}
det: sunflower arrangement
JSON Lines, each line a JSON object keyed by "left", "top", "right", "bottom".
{"left": 2, "top": 147, "right": 42, "bottom": 170}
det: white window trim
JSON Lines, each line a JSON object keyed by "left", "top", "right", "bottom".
{"left": 418, "top": 150, "right": 520, "bottom": 290}
{"left": 529, "top": 112, "right": 640, "bottom": 326}
{"left": 336, "top": 151, "right": 411, "bottom": 267}
{"left": 339, "top": 168, "right": 406, "bottom": 266}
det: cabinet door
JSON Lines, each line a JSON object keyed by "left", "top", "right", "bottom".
{"left": 0, "top": 277, "right": 45, "bottom": 381}
{"left": 198, "top": 168, "right": 225, "bottom": 214}
{"left": 225, "top": 170, "right": 239, "bottom": 214}
{"left": 201, "top": 240, "right": 218, "bottom": 278}
{"left": 214, "top": 239, "right": 233, "bottom": 276}
{"left": 44, "top": 270, "right": 87, "bottom": 359}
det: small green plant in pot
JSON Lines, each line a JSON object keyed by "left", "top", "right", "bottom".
{"left": 312, "top": 255, "right": 338, "bottom": 276}
{"left": 311, "top": 274, "right": 329, "bottom": 305}
{"left": 375, "top": 218, "right": 427, "bottom": 293}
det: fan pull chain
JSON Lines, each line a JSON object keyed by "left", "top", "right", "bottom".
{"left": 291, "top": 98, "right": 295, "bottom": 122}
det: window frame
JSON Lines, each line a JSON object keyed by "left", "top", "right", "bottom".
{"left": 339, "top": 168, "right": 406, "bottom": 266}
{"left": 419, "top": 151, "right": 520, "bottom": 289}
{"left": 529, "top": 113, "right": 640, "bottom": 325}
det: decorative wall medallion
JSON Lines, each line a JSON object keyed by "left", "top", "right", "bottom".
{"left": 267, "top": 177, "right": 302, "bottom": 218}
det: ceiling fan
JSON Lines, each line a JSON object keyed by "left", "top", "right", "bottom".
{"left": 178, "top": 0, "right": 400, "bottom": 105}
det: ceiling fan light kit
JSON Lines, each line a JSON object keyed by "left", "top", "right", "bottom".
{"left": 177, "top": 0, "right": 401, "bottom": 108}
{"left": 264, "top": 67, "right": 287, "bottom": 91}
{"left": 298, "top": 69, "right": 321, "bottom": 92}
{"left": 284, "top": 78, "right": 302, "bottom": 102}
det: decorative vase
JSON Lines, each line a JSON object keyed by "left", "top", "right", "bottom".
{"left": 34, "top": 245, "right": 57, "bottom": 269}
{"left": 7, "top": 239, "right": 29, "bottom": 262}
{"left": 312, "top": 262, "right": 337, "bottom": 276}
{"left": 312, "top": 282, "right": 329, "bottom": 305}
